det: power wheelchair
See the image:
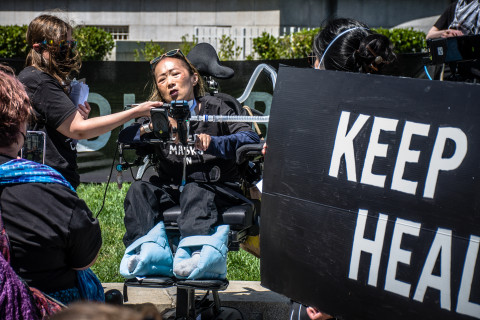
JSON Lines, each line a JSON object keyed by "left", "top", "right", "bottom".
{"left": 117, "top": 43, "right": 268, "bottom": 320}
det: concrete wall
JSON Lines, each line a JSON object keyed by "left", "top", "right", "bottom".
{"left": 0, "top": 0, "right": 453, "bottom": 60}
{"left": 334, "top": 0, "right": 451, "bottom": 28}
{"left": 277, "top": 0, "right": 452, "bottom": 28}
{"left": 0, "top": 0, "right": 281, "bottom": 41}
{"left": 0, "top": 0, "right": 452, "bottom": 30}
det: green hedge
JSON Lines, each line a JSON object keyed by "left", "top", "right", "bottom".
{"left": 0, "top": 25, "right": 29, "bottom": 58}
{"left": 279, "top": 28, "right": 320, "bottom": 59}
{"left": 133, "top": 40, "right": 165, "bottom": 62}
{"left": 372, "top": 27, "right": 426, "bottom": 53}
{"left": 133, "top": 34, "right": 200, "bottom": 62}
{"left": 73, "top": 26, "right": 115, "bottom": 61}
{"left": 0, "top": 24, "right": 114, "bottom": 61}
{"left": 218, "top": 34, "right": 242, "bottom": 61}
{"left": 251, "top": 28, "right": 319, "bottom": 60}
{"left": 251, "top": 27, "right": 426, "bottom": 60}
{"left": 1, "top": 24, "right": 425, "bottom": 62}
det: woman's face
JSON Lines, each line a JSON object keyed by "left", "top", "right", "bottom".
{"left": 153, "top": 57, "right": 198, "bottom": 102}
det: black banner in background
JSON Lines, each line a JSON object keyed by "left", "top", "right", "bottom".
{"left": 261, "top": 66, "right": 480, "bottom": 319}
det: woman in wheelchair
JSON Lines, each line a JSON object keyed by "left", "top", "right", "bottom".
{"left": 121, "top": 49, "right": 260, "bottom": 280}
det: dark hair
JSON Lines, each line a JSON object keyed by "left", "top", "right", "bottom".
{"left": 0, "top": 64, "right": 32, "bottom": 148}
{"left": 25, "top": 14, "right": 81, "bottom": 90}
{"left": 313, "top": 18, "right": 396, "bottom": 73}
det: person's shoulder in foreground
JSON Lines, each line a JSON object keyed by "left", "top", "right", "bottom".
{"left": 49, "top": 302, "right": 163, "bottom": 320}
{"left": 0, "top": 63, "right": 101, "bottom": 305}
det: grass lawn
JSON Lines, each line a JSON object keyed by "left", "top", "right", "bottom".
{"left": 78, "top": 183, "right": 260, "bottom": 282}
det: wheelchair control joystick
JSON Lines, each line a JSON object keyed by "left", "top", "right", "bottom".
{"left": 150, "top": 100, "right": 191, "bottom": 145}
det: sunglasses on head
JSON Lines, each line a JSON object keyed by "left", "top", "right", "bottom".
{"left": 40, "top": 39, "right": 77, "bottom": 49}
{"left": 149, "top": 49, "right": 185, "bottom": 69}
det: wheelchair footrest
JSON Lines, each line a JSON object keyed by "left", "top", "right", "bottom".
{"left": 176, "top": 279, "right": 229, "bottom": 291}
{"left": 123, "top": 277, "right": 176, "bottom": 302}
{"left": 124, "top": 276, "right": 175, "bottom": 287}
{"left": 122, "top": 277, "right": 229, "bottom": 303}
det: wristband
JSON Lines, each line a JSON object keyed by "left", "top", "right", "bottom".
{"left": 142, "top": 122, "right": 152, "bottom": 133}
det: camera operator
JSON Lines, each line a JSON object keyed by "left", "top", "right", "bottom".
{"left": 0, "top": 64, "right": 102, "bottom": 306}
{"left": 121, "top": 49, "right": 260, "bottom": 278}
{"left": 426, "top": 0, "right": 480, "bottom": 40}
{"left": 425, "top": 1, "right": 480, "bottom": 81}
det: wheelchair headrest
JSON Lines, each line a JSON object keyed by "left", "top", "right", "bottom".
{"left": 187, "top": 43, "right": 234, "bottom": 80}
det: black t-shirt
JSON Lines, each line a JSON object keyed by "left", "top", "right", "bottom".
{"left": 151, "top": 95, "right": 253, "bottom": 184}
{"left": 434, "top": 1, "right": 477, "bottom": 30}
{"left": 0, "top": 156, "right": 102, "bottom": 293}
{"left": 18, "top": 66, "right": 80, "bottom": 188}
{"left": 434, "top": 2, "right": 458, "bottom": 30}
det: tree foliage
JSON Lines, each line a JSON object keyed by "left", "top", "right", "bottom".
{"left": 252, "top": 27, "right": 426, "bottom": 60}
{"left": 252, "top": 29, "right": 318, "bottom": 60}
{"left": 252, "top": 32, "right": 281, "bottom": 60}
{"left": 0, "top": 25, "right": 28, "bottom": 58}
{"left": 134, "top": 40, "right": 165, "bottom": 62}
{"left": 1, "top": 25, "right": 115, "bottom": 61}
{"left": 218, "top": 35, "right": 242, "bottom": 61}
{"left": 180, "top": 34, "right": 199, "bottom": 56}
{"left": 73, "top": 26, "right": 115, "bottom": 61}
{"left": 278, "top": 28, "right": 319, "bottom": 59}
{"left": 372, "top": 27, "right": 426, "bottom": 53}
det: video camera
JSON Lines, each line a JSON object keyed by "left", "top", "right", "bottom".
{"left": 426, "top": 34, "right": 480, "bottom": 81}
{"left": 125, "top": 100, "right": 192, "bottom": 145}
{"left": 427, "top": 34, "right": 480, "bottom": 65}
{"left": 150, "top": 100, "right": 190, "bottom": 145}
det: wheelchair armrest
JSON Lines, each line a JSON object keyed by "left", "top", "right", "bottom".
{"left": 118, "top": 124, "right": 141, "bottom": 144}
{"left": 236, "top": 143, "right": 264, "bottom": 165}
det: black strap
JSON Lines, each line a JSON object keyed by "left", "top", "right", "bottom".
{"left": 30, "top": 108, "right": 46, "bottom": 131}
{"left": 0, "top": 186, "right": 12, "bottom": 263}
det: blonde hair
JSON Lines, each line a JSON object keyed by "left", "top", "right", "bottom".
{"left": 25, "top": 14, "right": 81, "bottom": 91}
{"left": 148, "top": 55, "right": 205, "bottom": 102}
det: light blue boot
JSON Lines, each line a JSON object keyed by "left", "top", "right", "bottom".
{"left": 173, "top": 225, "right": 229, "bottom": 280}
{"left": 120, "top": 221, "right": 173, "bottom": 279}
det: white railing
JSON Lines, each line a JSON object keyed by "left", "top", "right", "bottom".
{"left": 194, "top": 26, "right": 279, "bottom": 60}
{"left": 280, "top": 26, "right": 315, "bottom": 36}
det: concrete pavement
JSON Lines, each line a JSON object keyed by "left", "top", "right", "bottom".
{"left": 103, "top": 281, "right": 290, "bottom": 320}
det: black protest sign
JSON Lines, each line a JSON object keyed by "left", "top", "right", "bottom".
{"left": 261, "top": 66, "right": 480, "bottom": 320}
